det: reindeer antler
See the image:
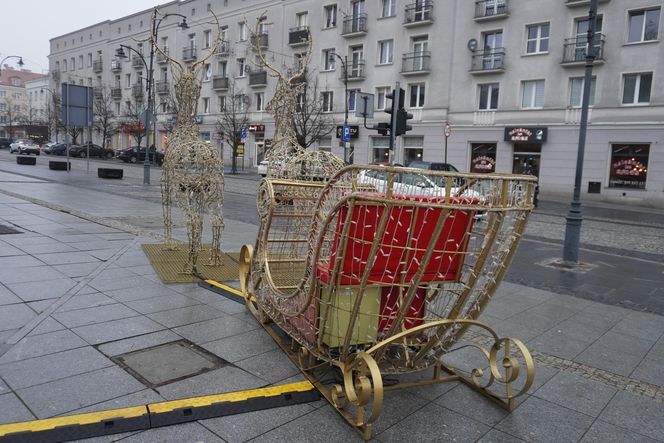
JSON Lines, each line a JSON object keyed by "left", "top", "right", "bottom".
{"left": 150, "top": 8, "right": 185, "bottom": 77}
{"left": 247, "top": 12, "right": 284, "bottom": 81}
{"left": 191, "top": 10, "right": 222, "bottom": 73}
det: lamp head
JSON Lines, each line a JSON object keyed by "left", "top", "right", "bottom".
{"left": 179, "top": 18, "right": 189, "bottom": 30}
{"left": 18, "top": 58, "right": 24, "bottom": 68}
{"left": 116, "top": 47, "right": 127, "bottom": 59}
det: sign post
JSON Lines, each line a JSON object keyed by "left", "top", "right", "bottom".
{"left": 443, "top": 122, "right": 451, "bottom": 164}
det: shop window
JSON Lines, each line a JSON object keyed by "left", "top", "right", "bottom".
{"left": 471, "top": 143, "right": 497, "bottom": 173}
{"left": 372, "top": 137, "right": 390, "bottom": 162}
{"left": 403, "top": 136, "right": 424, "bottom": 165}
{"left": 609, "top": 144, "right": 649, "bottom": 189}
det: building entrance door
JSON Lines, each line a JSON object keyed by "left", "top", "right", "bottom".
{"left": 512, "top": 143, "right": 541, "bottom": 178}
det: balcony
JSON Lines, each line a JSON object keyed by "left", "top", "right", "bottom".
{"left": 111, "top": 87, "right": 122, "bottom": 100}
{"left": 132, "top": 84, "right": 144, "bottom": 98}
{"left": 216, "top": 42, "right": 230, "bottom": 57}
{"left": 345, "top": 61, "right": 366, "bottom": 81}
{"left": 249, "top": 70, "right": 267, "bottom": 87}
{"left": 110, "top": 59, "right": 122, "bottom": 72}
{"left": 156, "top": 80, "right": 170, "bottom": 94}
{"left": 404, "top": 1, "right": 434, "bottom": 27}
{"left": 51, "top": 70, "right": 60, "bottom": 82}
{"left": 288, "top": 27, "right": 310, "bottom": 46}
{"left": 250, "top": 33, "right": 269, "bottom": 50}
{"left": 212, "top": 76, "right": 229, "bottom": 90}
{"left": 470, "top": 48, "right": 505, "bottom": 73}
{"left": 156, "top": 48, "right": 169, "bottom": 64}
{"left": 474, "top": 0, "right": 508, "bottom": 21}
{"left": 132, "top": 56, "right": 144, "bottom": 69}
{"left": 93, "top": 59, "right": 103, "bottom": 73}
{"left": 561, "top": 34, "right": 605, "bottom": 65}
{"left": 93, "top": 86, "right": 103, "bottom": 99}
{"left": 565, "top": 0, "right": 609, "bottom": 7}
{"left": 401, "top": 51, "right": 431, "bottom": 74}
{"left": 342, "top": 14, "right": 368, "bottom": 36}
{"left": 182, "top": 47, "right": 197, "bottom": 61}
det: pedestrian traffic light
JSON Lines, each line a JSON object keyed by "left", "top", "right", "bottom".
{"left": 395, "top": 108, "right": 413, "bottom": 136}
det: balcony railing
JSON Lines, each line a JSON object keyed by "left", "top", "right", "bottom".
{"left": 93, "top": 59, "right": 103, "bottom": 73}
{"left": 346, "top": 61, "right": 365, "bottom": 80}
{"left": 156, "top": 48, "right": 169, "bottom": 63}
{"left": 155, "top": 80, "right": 170, "bottom": 94}
{"left": 470, "top": 48, "right": 505, "bottom": 72}
{"left": 474, "top": 0, "right": 508, "bottom": 19}
{"left": 249, "top": 70, "right": 267, "bottom": 86}
{"left": 132, "top": 56, "right": 144, "bottom": 69}
{"left": 182, "top": 47, "right": 197, "bottom": 61}
{"left": 250, "top": 33, "right": 269, "bottom": 49}
{"left": 342, "top": 13, "right": 368, "bottom": 35}
{"left": 93, "top": 87, "right": 103, "bottom": 99}
{"left": 111, "top": 87, "right": 122, "bottom": 100}
{"left": 289, "top": 26, "right": 310, "bottom": 46}
{"left": 51, "top": 70, "right": 60, "bottom": 81}
{"left": 216, "top": 42, "right": 230, "bottom": 57}
{"left": 212, "top": 76, "right": 229, "bottom": 90}
{"left": 111, "top": 59, "right": 122, "bottom": 72}
{"left": 401, "top": 51, "right": 431, "bottom": 73}
{"left": 132, "top": 84, "right": 144, "bottom": 98}
{"left": 565, "top": 0, "right": 609, "bottom": 7}
{"left": 404, "top": 1, "right": 434, "bottom": 25}
{"left": 562, "top": 34, "right": 605, "bottom": 64}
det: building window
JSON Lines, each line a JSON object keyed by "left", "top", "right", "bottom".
{"left": 237, "top": 58, "right": 246, "bottom": 77}
{"left": 609, "top": 144, "right": 649, "bottom": 189}
{"left": 323, "top": 49, "right": 335, "bottom": 70}
{"left": 202, "top": 97, "right": 210, "bottom": 114}
{"left": 218, "top": 61, "right": 227, "bottom": 77}
{"left": 526, "top": 23, "right": 549, "bottom": 54}
{"left": 235, "top": 94, "right": 247, "bottom": 112}
{"left": 87, "top": 53, "right": 92, "bottom": 67}
{"left": 63, "top": 59, "right": 67, "bottom": 72}
{"left": 321, "top": 91, "right": 334, "bottom": 112}
{"left": 381, "top": 0, "right": 396, "bottom": 18}
{"left": 470, "top": 143, "right": 497, "bottom": 173}
{"left": 324, "top": 4, "right": 337, "bottom": 28}
{"left": 204, "top": 64, "right": 212, "bottom": 81}
{"left": 318, "top": 136, "right": 332, "bottom": 152}
{"left": 569, "top": 77, "right": 596, "bottom": 108}
{"left": 403, "top": 136, "right": 424, "bottom": 165}
{"left": 622, "top": 72, "right": 652, "bottom": 105}
{"left": 204, "top": 30, "right": 211, "bottom": 48}
{"left": 296, "top": 12, "right": 308, "bottom": 27}
{"left": 376, "top": 86, "right": 389, "bottom": 110}
{"left": 478, "top": 83, "right": 499, "bottom": 110}
{"left": 378, "top": 40, "right": 393, "bottom": 64}
{"left": 372, "top": 137, "right": 390, "bottom": 162}
{"left": 627, "top": 8, "right": 660, "bottom": 43}
{"left": 348, "top": 89, "right": 359, "bottom": 112}
{"left": 409, "top": 83, "right": 425, "bottom": 108}
{"left": 255, "top": 92, "right": 264, "bottom": 111}
{"left": 218, "top": 96, "right": 226, "bottom": 112}
{"left": 239, "top": 22, "right": 248, "bottom": 41}
{"left": 116, "top": 102, "right": 121, "bottom": 114}
{"left": 521, "top": 80, "right": 545, "bottom": 108}
{"left": 125, "top": 73, "right": 131, "bottom": 88}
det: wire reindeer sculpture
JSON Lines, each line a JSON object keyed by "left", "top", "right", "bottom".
{"left": 152, "top": 11, "right": 225, "bottom": 274}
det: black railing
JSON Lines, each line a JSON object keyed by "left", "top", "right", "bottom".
{"left": 212, "top": 76, "right": 229, "bottom": 90}
{"left": 132, "top": 84, "right": 144, "bottom": 97}
{"left": 289, "top": 27, "right": 310, "bottom": 46}
{"left": 250, "top": 33, "right": 269, "bottom": 49}
{"left": 474, "top": 0, "right": 508, "bottom": 18}
{"left": 111, "top": 87, "right": 122, "bottom": 100}
{"left": 93, "top": 87, "right": 103, "bottom": 99}
{"left": 156, "top": 81, "right": 169, "bottom": 94}
{"left": 249, "top": 70, "right": 267, "bottom": 86}
{"left": 93, "top": 60, "right": 103, "bottom": 73}
{"left": 562, "top": 34, "right": 605, "bottom": 63}
{"left": 346, "top": 61, "right": 365, "bottom": 80}
{"left": 132, "top": 56, "right": 144, "bottom": 69}
{"left": 111, "top": 59, "right": 122, "bottom": 71}
{"left": 405, "top": 1, "right": 434, "bottom": 24}
{"left": 402, "top": 51, "right": 431, "bottom": 72}
{"left": 342, "top": 13, "right": 368, "bottom": 35}
{"left": 182, "top": 47, "right": 197, "bottom": 60}
{"left": 470, "top": 48, "right": 505, "bottom": 71}
{"left": 216, "top": 42, "right": 230, "bottom": 57}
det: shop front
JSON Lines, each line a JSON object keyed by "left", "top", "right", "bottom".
{"left": 504, "top": 127, "right": 547, "bottom": 178}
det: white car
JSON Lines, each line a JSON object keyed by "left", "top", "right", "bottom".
{"left": 9, "top": 139, "right": 33, "bottom": 154}
{"left": 257, "top": 160, "right": 268, "bottom": 177}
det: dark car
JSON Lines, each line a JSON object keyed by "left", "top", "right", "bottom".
{"left": 116, "top": 146, "right": 164, "bottom": 166}
{"left": 0, "top": 138, "right": 11, "bottom": 149}
{"left": 50, "top": 143, "right": 69, "bottom": 156}
{"left": 69, "top": 142, "right": 115, "bottom": 158}
{"left": 407, "top": 161, "right": 459, "bottom": 172}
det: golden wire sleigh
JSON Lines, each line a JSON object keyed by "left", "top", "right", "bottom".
{"left": 239, "top": 165, "right": 538, "bottom": 439}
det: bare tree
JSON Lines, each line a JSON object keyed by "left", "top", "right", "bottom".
{"left": 121, "top": 99, "right": 147, "bottom": 148}
{"left": 45, "top": 91, "right": 62, "bottom": 142}
{"left": 292, "top": 73, "right": 334, "bottom": 150}
{"left": 1, "top": 97, "right": 25, "bottom": 141}
{"left": 215, "top": 79, "right": 250, "bottom": 174}
{"left": 93, "top": 86, "right": 118, "bottom": 149}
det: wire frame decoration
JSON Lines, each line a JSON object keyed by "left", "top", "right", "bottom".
{"left": 240, "top": 165, "right": 538, "bottom": 439}
{"left": 153, "top": 11, "right": 226, "bottom": 274}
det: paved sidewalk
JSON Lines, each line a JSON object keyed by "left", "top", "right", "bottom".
{"left": 0, "top": 172, "right": 663, "bottom": 442}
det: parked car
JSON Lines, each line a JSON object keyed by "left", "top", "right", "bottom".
{"left": 0, "top": 138, "right": 11, "bottom": 149}
{"left": 50, "top": 143, "right": 69, "bottom": 156}
{"left": 257, "top": 160, "right": 268, "bottom": 177}
{"left": 115, "top": 146, "right": 164, "bottom": 166}
{"left": 68, "top": 142, "right": 115, "bottom": 158}
{"left": 407, "top": 161, "right": 459, "bottom": 173}
{"left": 19, "top": 143, "right": 41, "bottom": 155}
{"left": 9, "top": 139, "right": 31, "bottom": 153}
{"left": 41, "top": 142, "right": 58, "bottom": 154}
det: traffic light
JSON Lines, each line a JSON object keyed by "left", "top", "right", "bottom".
{"left": 376, "top": 122, "right": 390, "bottom": 136}
{"left": 384, "top": 88, "right": 404, "bottom": 120}
{"left": 395, "top": 108, "right": 413, "bottom": 136}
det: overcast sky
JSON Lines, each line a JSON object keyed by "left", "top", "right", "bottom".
{"left": 0, "top": 0, "right": 162, "bottom": 74}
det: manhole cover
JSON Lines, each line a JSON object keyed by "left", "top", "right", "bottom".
{"left": 0, "top": 224, "right": 21, "bottom": 235}
{"left": 112, "top": 340, "right": 227, "bottom": 388}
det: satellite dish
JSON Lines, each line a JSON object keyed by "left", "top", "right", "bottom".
{"left": 467, "top": 39, "right": 478, "bottom": 52}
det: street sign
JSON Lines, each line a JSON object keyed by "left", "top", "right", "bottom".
{"left": 140, "top": 110, "right": 157, "bottom": 125}
{"left": 342, "top": 125, "right": 351, "bottom": 142}
{"left": 236, "top": 143, "right": 245, "bottom": 158}
{"left": 444, "top": 123, "right": 452, "bottom": 138}
{"left": 336, "top": 125, "right": 359, "bottom": 139}
{"left": 355, "top": 92, "right": 374, "bottom": 118}
{"left": 240, "top": 128, "right": 248, "bottom": 140}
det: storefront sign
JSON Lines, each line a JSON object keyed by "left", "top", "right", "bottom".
{"left": 504, "top": 127, "right": 547, "bottom": 143}
{"left": 336, "top": 125, "right": 359, "bottom": 139}
{"left": 471, "top": 155, "right": 496, "bottom": 172}
{"left": 249, "top": 124, "right": 265, "bottom": 132}
{"left": 235, "top": 143, "right": 245, "bottom": 158}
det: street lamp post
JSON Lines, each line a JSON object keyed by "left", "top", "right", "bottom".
{"left": 0, "top": 56, "right": 24, "bottom": 142}
{"left": 329, "top": 52, "right": 349, "bottom": 163}
{"left": 562, "top": 0, "right": 598, "bottom": 266}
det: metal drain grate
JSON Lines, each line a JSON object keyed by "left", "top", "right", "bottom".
{"left": 111, "top": 340, "right": 228, "bottom": 388}
{"left": 0, "top": 224, "right": 21, "bottom": 235}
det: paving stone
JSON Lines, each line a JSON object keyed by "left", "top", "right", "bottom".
{"left": 575, "top": 331, "right": 654, "bottom": 377}
{"left": 0, "top": 243, "right": 26, "bottom": 257}
{"left": 0, "top": 392, "right": 35, "bottom": 424}
{"left": 208, "top": 297, "right": 250, "bottom": 315}
{"left": 16, "top": 242, "right": 77, "bottom": 254}
{"left": 64, "top": 389, "right": 164, "bottom": 415}
{"left": 533, "top": 371, "right": 617, "bottom": 417}
{"left": 235, "top": 348, "right": 301, "bottom": 384}
{"left": 435, "top": 384, "right": 510, "bottom": 426}
{"left": 97, "top": 330, "right": 182, "bottom": 357}
{"left": 89, "top": 275, "right": 152, "bottom": 293}
{"left": 202, "top": 329, "right": 278, "bottom": 363}
{"left": 72, "top": 316, "right": 165, "bottom": 345}
{"left": 0, "top": 303, "right": 37, "bottom": 332}
{"left": 580, "top": 419, "right": 659, "bottom": 442}
{"left": 631, "top": 354, "right": 664, "bottom": 387}
{"left": 527, "top": 364, "right": 560, "bottom": 393}
{"left": 116, "top": 422, "right": 224, "bottom": 443}
{"left": 54, "top": 262, "right": 103, "bottom": 278}
{"left": 528, "top": 329, "right": 593, "bottom": 360}
{"left": 87, "top": 249, "right": 122, "bottom": 261}
{"left": 0, "top": 285, "right": 21, "bottom": 306}
{"left": 8, "top": 278, "right": 77, "bottom": 302}
{"left": 27, "top": 317, "right": 66, "bottom": 336}
{"left": 55, "top": 292, "right": 116, "bottom": 312}
{"left": 147, "top": 304, "right": 226, "bottom": 328}
{"left": 0, "top": 329, "right": 88, "bottom": 364}
{"left": 372, "top": 389, "right": 431, "bottom": 435}
{"left": 495, "top": 396, "right": 594, "bottom": 443}
{"left": 124, "top": 293, "right": 201, "bottom": 315}
{"left": 48, "top": 234, "right": 105, "bottom": 244}
{"left": 53, "top": 304, "right": 140, "bottom": 328}
{"left": 378, "top": 402, "right": 489, "bottom": 443}
{"left": 0, "top": 377, "right": 8, "bottom": 395}
{"left": 34, "top": 251, "right": 101, "bottom": 266}
{"left": 16, "top": 366, "right": 146, "bottom": 418}
{"left": 0, "top": 346, "right": 112, "bottom": 390}
{"left": 27, "top": 299, "right": 55, "bottom": 313}
{"left": 610, "top": 310, "right": 664, "bottom": 341}
{"left": 174, "top": 315, "right": 257, "bottom": 345}
{"left": 599, "top": 390, "right": 664, "bottom": 441}
{"left": 104, "top": 284, "right": 178, "bottom": 303}
{"left": 156, "top": 365, "right": 266, "bottom": 400}
{"left": 0, "top": 265, "right": 68, "bottom": 284}
{"left": 0, "top": 255, "right": 44, "bottom": 269}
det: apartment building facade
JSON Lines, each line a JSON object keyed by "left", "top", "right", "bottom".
{"left": 49, "top": 0, "right": 663, "bottom": 204}
{"left": 0, "top": 67, "right": 47, "bottom": 139}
